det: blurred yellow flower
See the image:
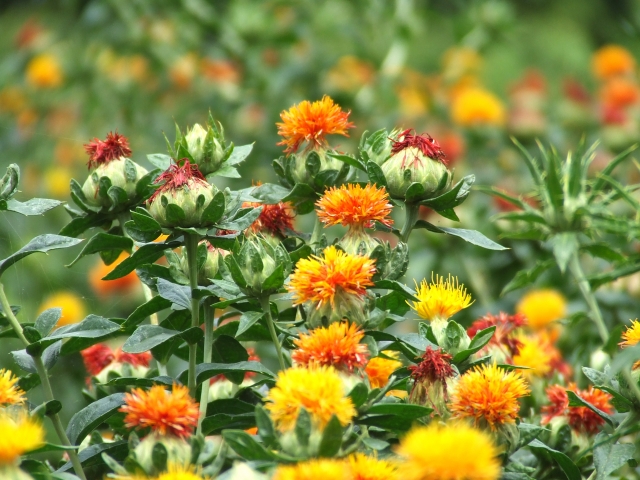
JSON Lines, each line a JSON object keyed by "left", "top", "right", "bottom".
{"left": 170, "top": 53, "right": 198, "bottom": 90}
{"left": 325, "top": 55, "right": 375, "bottom": 93}
{"left": 156, "top": 463, "right": 209, "bottom": 480}
{"left": 0, "top": 410, "right": 45, "bottom": 465}
{"left": 45, "top": 167, "right": 72, "bottom": 199}
{"left": 0, "top": 369, "right": 25, "bottom": 405}
{"left": 451, "top": 87, "right": 505, "bottom": 127}
{"left": 516, "top": 288, "right": 567, "bottom": 330}
{"left": 349, "top": 452, "right": 398, "bottom": 480}
{"left": 273, "top": 459, "right": 348, "bottom": 480}
{"left": 38, "top": 291, "right": 86, "bottom": 327}
{"left": 511, "top": 333, "right": 553, "bottom": 378}
{"left": 365, "top": 351, "right": 402, "bottom": 389}
{"left": 26, "top": 53, "right": 63, "bottom": 88}
{"left": 0, "top": 87, "right": 27, "bottom": 114}
{"left": 592, "top": 45, "right": 636, "bottom": 81}
{"left": 442, "top": 47, "right": 482, "bottom": 82}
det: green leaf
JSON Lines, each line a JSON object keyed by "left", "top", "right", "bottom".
{"left": 11, "top": 349, "right": 38, "bottom": 373}
{"left": 47, "top": 315, "right": 121, "bottom": 342}
{"left": 215, "top": 206, "right": 263, "bottom": 231}
{"left": 453, "top": 326, "right": 496, "bottom": 363}
{"left": 413, "top": 222, "right": 507, "bottom": 250}
{"left": 156, "top": 278, "right": 192, "bottom": 311}
{"left": 5, "top": 198, "right": 62, "bottom": 216}
{"left": 56, "top": 440, "right": 128, "bottom": 473}
{"left": 566, "top": 390, "right": 615, "bottom": 427}
{"left": 103, "top": 241, "right": 179, "bottom": 280}
{"left": 348, "top": 383, "right": 369, "bottom": 409}
{"left": 222, "top": 430, "right": 277, "bottom": 461}
{"left": 166, "top": 204, "right": 186, "bottom": 223}
{"left": 66, "top": 393, "right": 126, "bottom": 445}
{"left": 328, "top": 153, "right": 366, "bottom": 171}
{"left": 122, "top": 296, "right": 171, "bottom": 329}
{"left": 0, "top": 235, "right": 83, "bottom": 277}
{"left": 202, "top": 191, "right": 226, "bottom": 224}
{"left": 123, "top": 325, "right": 200, "bottom": 353}
{"left": 179, "top": 361, "right": 274, "bottom": 386}
{"left": 66, "top": 233, "right": 133, "bottom": 267}
{"left": 593, "top": 432, "right": 636, "bottom": 480}
{"left": 131, "top": 210, "right": 162, "bottom": 232}
{"left": 251, "top": 183, "right": 291, "bottom": 204}
{"left": 227, "top": 143, "right": 254, "bottom": 165}
{"left": 318, "top": 415, "right": 343, "bottom": 457}
{"left": 255, "top": 405, "right": 278, "bottom": 448}
{"left": 365, "top": 161, "right": 388, "bottom": 188}
{"left": 261, "top": 264, "right": 285, "bottom": 292}
{"left": 581, "top": 243, "right": 625, "bottom": 263}
{"left": 34, "top": 308, "right": 61, "bottom": 336}
{"left": 420, "top": 174, "right": 475, "bottom": 210}
{"left": 147, "top": 153, "right": 173, "bottom": 170}
{"left": 373, "top": 280, "right": 418, "bottom": 301}
{"left": 528, "top": 439, "right": 581, "bottom": 480}
{"left": 589, "top": 261, "right": 640, "bottom": 289}
{"left": 549, "top": 233, "right": 578, "bottom": 273}
{"left": 236, "top": 312, "right": 264, "bottom": 337}
{"left": 366, "top": 403, "right": 432, "bottom": 418}
{"left": 589, "top": 144, "right": 637, "bottom": 199}
{"left": 295, "top": 409, "right": 312, "bottom": 447}
{"left": 501, "top": 260, "right": 554, "bottom": 296}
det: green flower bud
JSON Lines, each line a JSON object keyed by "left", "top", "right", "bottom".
{"left": 132, "top": 434, "right": 192, "bottom": 476}
{"left": 305, "top": 289, "right": 375, "bottom": 329}
{"left": 178, "top": 241, "right": 223, "bottom": 286}
{"left": 231, "top": 235, "right": 291, "bottom": 296}
{"left": 0, "top": 164, "right": 20, "bottom": 200}
{"left": 338, "top": 225, "right": 380, "bottom": 257}
{"left": 430, "top": 319, "right": 471, "bottom": 356}
{"left": 82, "top": 157, "right": 148, "bottom": 208}
{"left": 147, "top": 159, "right": 217, "bottom": 228}
{"left": 381, "top": 130, "right": 451, "bottom": 200}
{"left": 360, "top": 128, "right": 401, "bottom": 165}
{"left": 290, "top": 148, "right": 345, "bottom": 186}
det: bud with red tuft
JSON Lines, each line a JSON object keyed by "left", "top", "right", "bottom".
{"left": 81, "top": 343, "right": 152, "bottom": 383}
{"left": 408, "top": 346, "right": 456, "bottom": 417}
{"left": 81, "top": 132, "right": 148, "bottom": 207}
{"left": 468, "top": 312, "right": 526, "bottom": 363}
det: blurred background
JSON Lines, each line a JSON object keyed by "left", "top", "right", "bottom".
{"left": 2, "top": 0, "right": 640, "bottom": 426}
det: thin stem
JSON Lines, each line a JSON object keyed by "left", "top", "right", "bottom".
{"left": 568, "top": 252, "right": 609, "bottom": 344}
{"left": 0, "top": 283, "right": 87, "bottom": 480}
{"left": 261, "top": 296, "right": 285, "bottom": 371}
{"left": 310, "top": 215, "right": 323, "bottom": 245}
{"left": 399, "top": 203, "right": 419, "bottom": 243}
{"left": 184, "top": 233, "right": 202, "bottom": 398}
{"left": 197, "top": 301, "right": 215, "bottom": 436}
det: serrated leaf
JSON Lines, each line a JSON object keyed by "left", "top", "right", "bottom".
{"left": 156, "top": 278, "right": 192, "bottom": 311}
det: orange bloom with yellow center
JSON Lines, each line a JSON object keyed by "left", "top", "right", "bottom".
{"left": 449, "top": 363, "right": 530, "bottom": 430}
{"left": 277, "top": 95, "right": 354, "bottom": 153}
{"left": 265, "top": 366, "right": 356, "bottom": 432}
{"left": 366, "top": 351, "right": 403, "bottom": 389}
{"left": 620, "top": 319, "right": 640, "bottom": 348}
{"left": 288, "top": 246, "right": 376, "bottom": 307}
{"left": 349, "top": 452, "right": 398, "bottom": 480}
{"left": 409, "top": 274, "right": 473, "bottom": 322}
{"left": 0, "top": 369, "right": 25, "bottom": 405}
{"left": 26, "top": 53, "right": 63, "bottom": 88}
{"left": 316, "top": 183, "right": 393, "bottom": 229}
{"left": 120, "top": 384, "right": 199, "bottom": 438}
{"left": 292, "top": 322, "right": 369, "bottom": 371}
{"left": 592, "top": 45, "right": 636, "bottom": 80}
{"left": 0, "top": 411, "right": 45, "bottom": 465}
{"left": 451, "top": 87, "right": 505, "bottom": 127}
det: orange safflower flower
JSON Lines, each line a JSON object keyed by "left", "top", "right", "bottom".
{"left": 288, "top": 246, "right": 375, "bottom": 307}
{"left": 542, "top": 383, "right": 613, "bottom": 435}
{"left": 26, "top": 54, "right": 63, "bottom": 88}
{"left": 592, "top": 45, "right": 636, "bottom": 80}
{"left": 449, "top": 363, "right": 530, "bottom": 430}
{"left": 366, "top": 351, "right": 403, "bottom": 389}
{"left": 243, "top": 200, "right": 295, "bottom": 237}
{"left": 81, "top": 344, "right": 152, "bottom": 376}
{"left": 316, "top": 184, "right": 393, "bottom": 229}
{"left": 451, "top": 87, "right": 505, "bottom": 127}
{"left": 292, "top": 322, "right": 369, "bottom": 371}
{"left": 0, "top": 369, "right": 25, "bottom": 405}
{"left": 89, "top": 251, "right": 139, "bottom": 298}
{"left": 120, "top": 384, "right": 199, "bottom": 438}
{"left": 276, "top": 95, "right": 354, "bottom": 153}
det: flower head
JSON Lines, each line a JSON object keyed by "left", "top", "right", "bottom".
{"left": 288, "top": 246, "right": 375, "bottom": 308}
{"left": 38, "top": 291, "right": 86, "bottom": 328}
{"left": 243, "top": 200, "right": 295, "bottom": 237}
{"left": 292, "top": 322, "right": 369, "bottom": 372}
{"left": 592, "top": 45, "right": 636, "bottom": 80}
{"left": 84, "top": 131, "right": 132, "bottom": 169}
{"left": 81, "top": 344, "right": 115, "bottom": 376}
{"left": 277, "top": 95, "right": 354, "bottom": 153}
{"left": 273, "top": 459, "right": 348, "bottom": 480}
{"left": 409, "top": 347, "right": 454, "bottom": 391}
{"left": 468, "top": 312, "right": 527, "bottom": 358}
{"left": 410, "top": 274, "right": 473, "bottom": 322}
{"left": 620, "top": 319, "right": 640, "bottom": 348}
{"left": 349, "top": 453, "right": 398, "bottom": 480}
{"left": 265, "top": 366, "right": 356, "bottom": 432}
{"left": 451, "top": 87, "right": 505, "bottom": 127}
{"left": 542, "top": 384, "right": 613, "bottom": 435}
{"left": 0, "top": 411, "right": 45, "bottom": 465}
{"left": 511, "top": 333, "right": 553, "bottom": 379}
{"left": 516, "top": 289, "right": 567, "bottom": 330}
{"left": 26, "top": 53, "right": 63, "bottom": 88}
{"left": 120, "top": 384, "right": 199, "bottom": 438}
{"left": 0, "top": 369, "right": 25, "bottom": 405}
{"left": 149, "top": 159, "right": 207, "bottom": 203}
{"left": 316, "top": 184, "right": 393, "bottom": 229}
{"left": 449, "top": 363, "right": 530, "bottom": 430}
{"left": 156, "top": 463, "right": 210, "bottom": 480}
{"left": 396, "top": 422, "right": 501, "bottom": 480}
{"left": 366, "top": 351, "right": 403, "bottom": 389}
{"left": 541, "top": 384, "right": 569, "bottom": 425}
{"left": 390, "top": 129, "right": 447, "bottom": 165}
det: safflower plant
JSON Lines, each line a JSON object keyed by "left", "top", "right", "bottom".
{"left": 0, "top": 95, "right": 640, "bottom": 480}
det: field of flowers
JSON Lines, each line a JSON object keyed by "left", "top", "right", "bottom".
{"left": 2, "top": 1, "right": 640, "bottom": 479}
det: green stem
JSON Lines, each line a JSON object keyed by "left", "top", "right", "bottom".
{"left": 399, "top": 203, "right": 419, "bottom": 243}
{"left": 568, "top": 252, "right": 609, "bottom": 344}
{"left": 310, "top": 215, "right": 323, "bottom": 245}
{"left": 0, "top": 284, "right": 87, "bottom": 480}
{"left": 197, "top": 301, "right": 215, "bottom": 436}
{"left": 184, "top": 233, "right": 202, "bottom": 398}
{"left": 261, "top": 296, "right": 285, "bottom": 371}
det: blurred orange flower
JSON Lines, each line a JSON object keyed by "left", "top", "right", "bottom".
{"left": 451, "top": 87, "right": 505, "bottom": 127}
{"left": 26, "top": 53, "right": 63, "bottom": 88}
{"left": 38, "top": 291, "right": 86, "bottom": 327}
{"left": 89, "top": 251, "right": 139, "bottom": 298}
{"left": 592, "top": 45, "right": 636, "bottom": 80}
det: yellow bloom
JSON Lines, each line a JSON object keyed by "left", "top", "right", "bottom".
{"left": 451, "top": 87, "right": 505, "bottom": 127}
{"left": 273, "top": 458, "right": 348, "bottom": 480}
{"left": 365, "top": 351, "right": 403, "bottom": 389}
{"left": 396, "top": 422, "right": 501, "bottom": 480}
{"left": 38, "top": 291, "right": 86, "bottom": 327}
{"left": 592, "top": 45, "right": 636, "bottom": 80}
{"left": 511, "top": 333, "right": 553, "bottom": 378}
{"left": 156, "top": 463, "right": 210, "bottom": 480}
{"left": 292, "top": 322, "right": 369, "bottom": 371}
{"left": 620, "top": 319, "right": 640, "bottom": 348}
{"left": 265, "top": 366, "right": 356, "bottom": 432}
{"left": 516, "top": 289, "right": 566, "bottom": 330}
{"left": 45, "top": 167, "right": 72, "bottom": 199}
{"left": 409, "top": 274, "right": 473, "bottom": 322}
{"left": 349, "top": 452, "right": 398, "bottom": 480}
{"left": 0, "top": 369, "right": 25, "bottom": 405}
{"left": 0, "top": 411, "right": 45, "bottom": 465}
{"left": 450, "top": 364, "right": 529, "bottom": 430}
{"left": 288, "top": 246, "right": 376, "bottom": 307}
{"left": 26, "top": 54, "right": 63, "bottom": 88}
